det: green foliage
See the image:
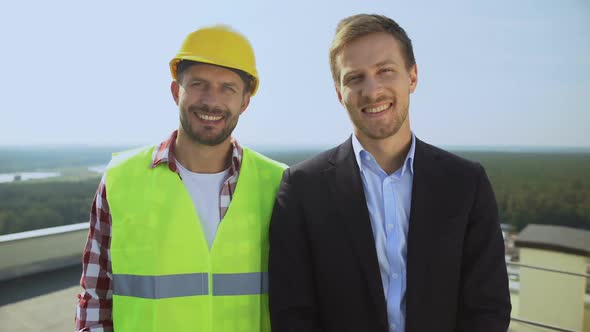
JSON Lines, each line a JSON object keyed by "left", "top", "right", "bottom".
{"left": 0, "top": 178, "right": 100, "bottom": 235}
{"left": 456, "top": 152, "right": 590, "bottom": 231}
{"left": 0, "top": 149, "right": 588, "bottom": 235}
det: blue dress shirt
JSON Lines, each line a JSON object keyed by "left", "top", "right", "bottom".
{"left": 351, "top": 134, "right": 416, "bottom": 332}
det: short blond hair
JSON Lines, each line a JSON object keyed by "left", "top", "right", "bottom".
{"left": 329, "top": 14, "right": 416, "bottom": 84}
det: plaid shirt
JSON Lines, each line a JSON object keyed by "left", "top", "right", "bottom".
{"left": 75, "top": 130, "right": 243, "bottom": 331}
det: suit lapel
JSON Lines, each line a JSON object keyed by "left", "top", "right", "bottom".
{"left": 405, "top": 139, "right": 444, "bottom": 332}
{"left": 325, "top": 137, "right": 388, "bottom": 326}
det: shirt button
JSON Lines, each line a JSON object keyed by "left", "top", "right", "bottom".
{"left": 392, "top": 272, "right": 399, "bottom": 279}
{"left": 364, "top": 155, "right": 371, "bottom": 161}
{"left": 390, "top": 323, "right": 396, "bottom": 331}
{"left": 387, "top": 223, "right": 394, "bottom": 231}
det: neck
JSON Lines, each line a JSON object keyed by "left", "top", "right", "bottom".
{"left": 356, "top": 125, "right": 412, "bottom": 175}
{"left": 175, "top": 130, "right": 232, "bottom": 173}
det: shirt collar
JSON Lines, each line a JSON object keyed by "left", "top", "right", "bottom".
{"left": 150, "top": 130, "right": 243, "bottom": 176}
{"left": 352, "top": 133, "right": 416, "bottom": 176}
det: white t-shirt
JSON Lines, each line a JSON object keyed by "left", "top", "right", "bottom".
{"left": 177, "top": 162, "right": 230, "bottom": 249}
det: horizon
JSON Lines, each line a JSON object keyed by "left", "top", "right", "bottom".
{"left": 1, "top": 143, "right": 589, "bottom": 154}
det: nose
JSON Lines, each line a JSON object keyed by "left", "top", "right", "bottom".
{"left": 199, "top": 86, "right": 223, "bottom": 109}
{"left": 361, "top": 76, "right": 384, "bottom": 102}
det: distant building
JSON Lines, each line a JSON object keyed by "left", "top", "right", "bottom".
{"left": 13, "top": 174, "right": 21, "bottom": 182}
{"left": 513, "top": 224, "right": 590, "bottom": 332}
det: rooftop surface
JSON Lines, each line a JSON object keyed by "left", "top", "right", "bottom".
{"left": 516, "top": 224, "right": 590, "bottom": 256}
{"left": 1, "top": 266, "right": 81, "bottom": 332}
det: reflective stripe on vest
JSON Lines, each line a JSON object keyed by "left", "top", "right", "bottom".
{"left": 113, "top": 273, "right": 208, "bottom": 299}
{"left": 113, "top": 272, "right": 268, "bottom": 298}
{"left": 213, "top": 272, "right": 268, "bottom": 296}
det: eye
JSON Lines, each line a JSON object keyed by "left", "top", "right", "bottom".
{"left": 223, "top": 85, "right": 237, "bottom": 93}
{"left": 379, "top": 68, "right": 395, "bottom": 75}
{"left": 345, "top": 75, "right": 362, "bottom": 85}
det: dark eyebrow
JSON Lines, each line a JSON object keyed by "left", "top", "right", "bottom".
{"left": 342, "top": 59, "right": 401, "bottom": 82}
{"left": 342, "top": 70, "right": 363, "bottom": 83}
{"left": 185, "top": 76, "right": 240, "bottom": 90}
{"left": 223, "top": 82, "right": 239, "bottom": 88}
{"left": 374, "top": 60, "right": 399, "bottom": 68}
{"left": 187, "top": 76, "right": 208, "bottom": 84}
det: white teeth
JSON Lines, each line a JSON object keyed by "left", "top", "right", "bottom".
{"left": 196, "top": 113, "right": 223, "bottom": 121}
{"left": 364, "top": 104, "right": 390, "bottom": 113}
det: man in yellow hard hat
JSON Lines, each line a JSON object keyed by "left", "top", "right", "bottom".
{"left": 75, "top": 25, "right": 285, "bottom": 332}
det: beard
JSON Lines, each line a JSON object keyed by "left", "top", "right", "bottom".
{"left": 179, "top": 103, "right": 240, "bottom": 146}
{"left": 348, "top": 96, "right": 409, "bottom": 140}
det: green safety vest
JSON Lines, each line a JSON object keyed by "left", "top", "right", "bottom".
{"left": 106, "top": 146, "right": 285, "bottom": 331}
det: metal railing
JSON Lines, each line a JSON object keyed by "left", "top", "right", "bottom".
{"left": 506, "top": 260, "right": 589, "bottom": 332}
{"left": 507, "top": 261, "right": 590, "bottom": 279}
{"left": 510, "top": 317, "right": 577, "bottom": 332}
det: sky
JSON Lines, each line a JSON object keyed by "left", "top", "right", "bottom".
{"left": 0, "top": 0, "right": 588, "bottom": 148}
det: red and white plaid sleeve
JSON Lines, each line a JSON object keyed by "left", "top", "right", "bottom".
{"left": 219, "top": 138, "right": 243, "bottom": 218}
{"left": 75, "top": 176, "right": 114, "bottom": 332}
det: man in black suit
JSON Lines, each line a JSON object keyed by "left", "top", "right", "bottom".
{"left": 269, "top": 14, "right": 511, "bottom": 332}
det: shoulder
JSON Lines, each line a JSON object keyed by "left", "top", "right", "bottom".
{"left": 243, "top": 147, "right": 288, "bottom": 171}
{"left": 106, "top": 145, "right": 155, "bottom": 171}
{"left": 289, "top": 145, "right": 340, "bottom": 176}
{"left": 418, "top": 139, "right": 483, "bottom": 172}
{"left": 417, "top": 139, "right": 485, "bottom": 180}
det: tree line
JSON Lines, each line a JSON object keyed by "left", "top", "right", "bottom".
{"left": 0, "top": 151, "right": 588, "bottom": 235}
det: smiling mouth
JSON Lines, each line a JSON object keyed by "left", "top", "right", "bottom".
{"left": 362, "top": 103, "right": 392, "bottom": 114}
{"left": 194, "top": 113, "right": 224, "bottom": 121}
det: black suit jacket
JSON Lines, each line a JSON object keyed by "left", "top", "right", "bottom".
{"left": 269, "top": 137, "right": 511, "bottom": 332}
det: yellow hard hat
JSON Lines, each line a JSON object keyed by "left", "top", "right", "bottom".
{"left": 170, "top": 25, "right": 259, "bottom": 96}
